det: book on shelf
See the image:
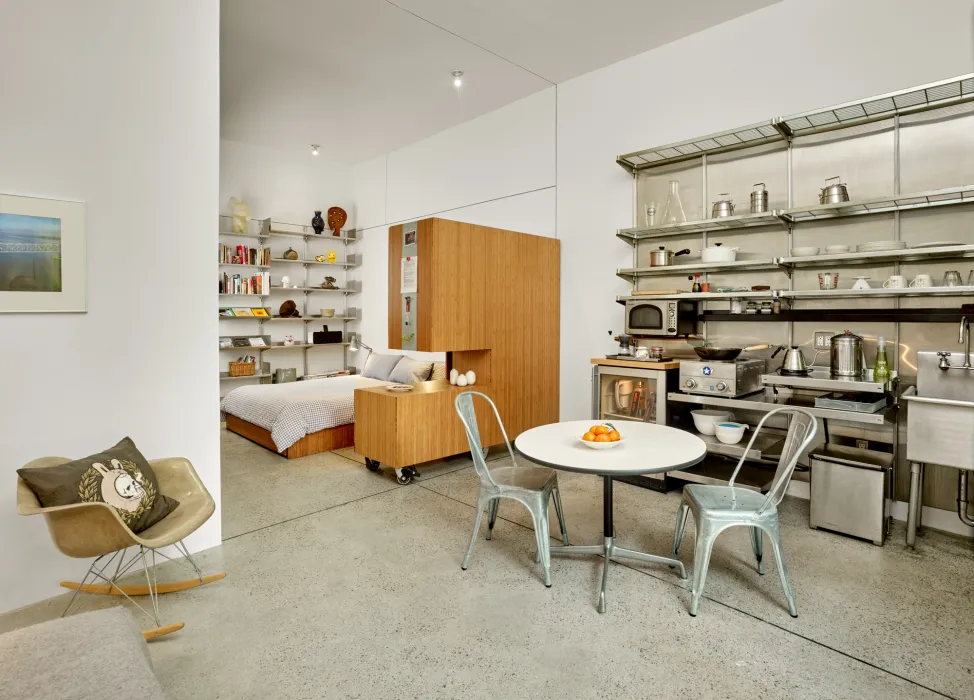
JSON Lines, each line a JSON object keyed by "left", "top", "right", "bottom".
{"left": 232, "top": 307, "right": 254, "bottom": 316}
{"left": 219, "top": 308, "right": 235, "bottom": 317}
{"left": 219, "top": 244, "right": 271, "bottom": 266}
{"left": 220, "top": 270, "right": 270, "bottom": 295}
{"left": 251, "top": 308, "right": 269, "bottom": 317}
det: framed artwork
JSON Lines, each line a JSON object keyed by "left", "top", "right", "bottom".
{"left": 0, "top": 193, "right": 86, "bottom": 313}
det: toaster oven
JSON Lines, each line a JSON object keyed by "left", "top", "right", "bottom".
{"left": 624, "top": 299, "right": 698, "bottom": 337}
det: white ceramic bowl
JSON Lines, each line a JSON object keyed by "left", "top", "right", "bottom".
{"left": 714, "top": 422, "right": 749, "bottom": 445}
{"left": 320, "top": 309, "right": 336, "bottom": 318}
{"left": 700, "top": 245, "right": 738, "bottom": 263}
{"left": 578, "top": 436, "right": 625, "bottom": 450}
{"left": 825, "top": 245, "right": 851, "bottom": 254}
{"left": 791, "top": 246, "right": 819, "bottom": 257}
{"left": 691, "top": 409, "right": 732, "bottom": 436}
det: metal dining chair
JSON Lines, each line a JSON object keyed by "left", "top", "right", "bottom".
{"left": 454, "top": 391, "right": 569, "bottom": 587}
{"left": 672, "top": 407, "right": 818, "bottom": 617}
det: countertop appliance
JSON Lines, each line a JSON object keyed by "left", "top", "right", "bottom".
{"left": 625, "top": 298, "right": 697, "bottom": 337}
{"left": 772, "top": 345, "right": 809, "bottom": 375}
{"left": 679, "top": 358, "right": 764, "bottom": 397}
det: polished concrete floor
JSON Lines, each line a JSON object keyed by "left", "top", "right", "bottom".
{"left": 2, "top": 429, "right": 972, "bottom": 699}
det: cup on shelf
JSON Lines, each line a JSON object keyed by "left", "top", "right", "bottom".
{"left": 818, "top": 272, "right": 839, "bottom": 290}
{"left": 909, "top": 274, "right": 933, "bottom": 288}
{"left": 883, "top": 275, "right": 907, "bottom": 289}
{"left": 943, "top": 270, "right": 963, "bottom": 287}
{"left": 700, "top": 282, "right": 711, "bottom": 292}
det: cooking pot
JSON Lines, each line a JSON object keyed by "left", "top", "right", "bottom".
{"left": 649, "top": 245, "right": 691, "bottom": 267}
{"left": 830, "top": 330, "right": 865, "bottom": 377}
{"left": 711, "top": 195, "right": 735, "bottom": 218}
{"left": 820, "top": 177, "right": 850, "bottom": 204}
{"left": 773, "top": 345, "right": 809, "bottom": 375}
{"left": 701, "top": 243, "right": 738, "bottom": 263}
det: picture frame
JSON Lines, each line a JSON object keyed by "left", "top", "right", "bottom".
{"left": 219, "top": 308, "right": 235, "bottom": 317}
{"left": 0, "top": 193, "right": 86, "bottom": 313}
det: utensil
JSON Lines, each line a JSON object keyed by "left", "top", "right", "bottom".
{"left": 691, "top": 343, "right": 770, "bottom": 361}
{"left": 700, "top": 243, "right": 738, "bottom": 263}
{"left": 773, "top": 345, "right": 809, "bottom": 375}
{"left": 943, "top": 270, "right": 963, "bottom": 287}
{"left": 711, "top": 195, "right": 735, "bottom": 218}
{"left": 852, "top": 276, "right": 871, "bottom": 290}
{"left": 750, "top": 183, "right": 769, "bottom": 214}
{"left": 578, "top": 435, "right": 625, "bottom": 450}
{"left": 715, "top": 422, "right": 749, "bottom": 445}
{"left": 649, "top": 245, "right": 691, "bottom": 267}
{"left": 910, "top": 274, "right": 933, "bottom": 288}
{"left": 825, "top": 245, "right": 850, "bottom": 254}
{"left": 820, "top": 176, "right": 850, "bottom": 204}
{"left": 691, "top": 410, "right": 733, "bottom": 436}
{"left": 830, "top": 330, "right": 865, "bottom": 377}
{"left": 791, "top": 246, "right": 819, "bottom": 257}
{"left": 818, "top": 272, "right": 839, "bottom": 290}
{"left": 883, "top": 275, "right": 906, "bottom": 289}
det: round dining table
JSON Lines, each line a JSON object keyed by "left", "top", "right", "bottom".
{"left": 515, "top": 420, "right": 706, "bottom": 613}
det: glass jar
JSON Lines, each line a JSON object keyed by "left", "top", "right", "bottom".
{"left": 660, "top": 180, "right": 687, "bottom": 225}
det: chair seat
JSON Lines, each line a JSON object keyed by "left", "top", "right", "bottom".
{"left": 489, "top": 465, "right": 557, "bottom": 491}
{"left": 684, "top": 484, "right": 772, "bottom": 520}
{"left": 133, "top": 491, "right": 215, "bottom": 549}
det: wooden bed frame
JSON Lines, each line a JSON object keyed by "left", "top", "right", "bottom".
{"left": 225, "top": 415, "right": 355, "bottom": 460}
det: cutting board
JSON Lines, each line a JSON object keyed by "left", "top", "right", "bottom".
{"left": 630, "top": 289, "right": 684, "bottom": 296}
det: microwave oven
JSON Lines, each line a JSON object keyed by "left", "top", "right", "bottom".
{"left": 624, "top": 299, "right": 698, "bottom": 337}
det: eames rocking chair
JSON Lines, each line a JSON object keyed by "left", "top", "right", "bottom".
{"left": 17, "top": 456, "right": 225, "bottom": 640}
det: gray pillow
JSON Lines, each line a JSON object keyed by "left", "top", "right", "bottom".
{"left": 389, "top": 357, "right": 433, "bottom": 384}
{"left": 362, "top": 353, "right": 404, "bottom": 381}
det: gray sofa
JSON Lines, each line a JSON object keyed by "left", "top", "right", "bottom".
{"left": 0, "top": 607, "right": 166, "bottom": 700}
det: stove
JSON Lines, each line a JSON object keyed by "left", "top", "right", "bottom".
{"left": 679, "top": 358, "right": 765, "bottom": 397}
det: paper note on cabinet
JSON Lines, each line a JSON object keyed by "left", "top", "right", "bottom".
{"left": 401, "top": 256, "right": 417, "bottom": 293}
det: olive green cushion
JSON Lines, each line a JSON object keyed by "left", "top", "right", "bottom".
{"left": 17, "top": 437, "right": 179, "bottom": 534}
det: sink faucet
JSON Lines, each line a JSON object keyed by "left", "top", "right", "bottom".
{"left": 961, "top": 316, "right": 972, "bottom": 369}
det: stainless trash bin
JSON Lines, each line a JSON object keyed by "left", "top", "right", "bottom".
{"left": 809, "top": 444, "right": 892, "bottom": 546}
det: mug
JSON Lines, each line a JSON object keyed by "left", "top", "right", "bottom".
{"left": 910, "top": 274, "right": 933, "bottom": 288}
{"left": 943, "top": 270, "right": 962, "bottom": 287}
{"left": 883, "top": 275, "right": 907, "bottom": 289}
{"left": 700, "top": 282, "right": 711, "bottom": 292}
{"left": 818, "top": 272, "right": 838, "bottom": 290}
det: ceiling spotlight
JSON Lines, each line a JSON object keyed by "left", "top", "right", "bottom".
{"left": 311, "top": 144, "right": 320, "bottom": 156}
{"left": 452, "top": 70, "right": 464, "bottom": 89}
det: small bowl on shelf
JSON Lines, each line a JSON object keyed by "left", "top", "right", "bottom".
{"left": 319, "top": 309, "right": 336, "bottom": 318}
{"left": 691, "top": 410, "right": 732, "bottom": 436}
{"left": 791, "top": 246, "right": 819, "bottom": 257}
{"left": 714, "top": 422, "right": 749, "bottom": 445}
{"left": 825, "top": 245, "right": 851, "bottom": 254}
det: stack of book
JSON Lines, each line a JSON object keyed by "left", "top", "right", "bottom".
{"left": 220, "top": 244, "right": 270, "bottom": 266}
{"left": 220, "top": 271, "right": 270, "bottom": 295}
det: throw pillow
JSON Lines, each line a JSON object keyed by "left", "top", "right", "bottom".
{"left": 430, "top": 361, "right": 447, "bottom": 381}
{"left": 389, "top": 357, "right": 434, "bottom": 384}
{"left": 362, "top": 353, "right": 404, "bottom": 381}
{"left": 17, "top": 437, "right": 180, "bottom": 534}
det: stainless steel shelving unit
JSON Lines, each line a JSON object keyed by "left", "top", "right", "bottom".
{"left": 618, "top": 286, "right": 974, "bottom": 303}
{"left": 617, "top": 258, "right": 779, "bottom": 282}
{"left": 617, "top": 211, "right": 784, "bottom": 242}
{"left": 668, "top": 390, "right": 895, "bottom": 426}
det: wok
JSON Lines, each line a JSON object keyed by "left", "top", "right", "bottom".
{"left": 692, "top": 344, "right": 769, "bottom": 361}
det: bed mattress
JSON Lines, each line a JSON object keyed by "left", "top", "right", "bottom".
{"left": 221, "top": 375, "right": 391, "bottom": 452}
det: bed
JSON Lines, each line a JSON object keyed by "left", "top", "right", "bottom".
{"left": 222, "top": 375, "right": 393, "bottom": 459}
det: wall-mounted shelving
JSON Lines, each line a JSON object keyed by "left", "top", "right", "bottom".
{"left": 700, "top": 308, "right": 965, "bottom": 324}
{"left": 620, "top": 287, "right": 974, "bottom": 303}
{"left": 617, "top": 211, "right": 784, "bottom": 242}
{"left": 617, "top": 258, "right": 780, "bottom": 282}
{"left": 668, "top": 391, "right": 895, "bottom": 426}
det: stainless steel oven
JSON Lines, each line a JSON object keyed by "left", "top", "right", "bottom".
{"left": 624, "top": 299, "right": 697, "bottom": 337}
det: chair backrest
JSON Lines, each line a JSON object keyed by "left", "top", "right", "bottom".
{"left": 729, "top": 407, "right": 818, "bottom": 513}
{"left": 454, "top": 391, "right": 517, "bottom": 488}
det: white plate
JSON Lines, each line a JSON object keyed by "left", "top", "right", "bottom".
{"left": 386, "top": 384, "right": 414, "bottom": 392}
{"left": 911, "top": 241, "right": 963, "bottom": 249}
{"left": 824, "top": 245, "right": 850, "bottom": 254}
{"left": 857, "top": 241, "right": 907, "bottom": 252}
{"left": 577, "top": 436, "right": 625, "bottom": 450}
{"left": 791, "top": 247, "right": 820, "bottom": 257}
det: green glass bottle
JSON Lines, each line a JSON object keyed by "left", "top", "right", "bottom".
{"left": 873, "top": 335, "right": 890, "bottom": 383}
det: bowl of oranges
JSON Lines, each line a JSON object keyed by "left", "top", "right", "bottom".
{"left": 578, "top": 423, "right": 623, "bottom": 450}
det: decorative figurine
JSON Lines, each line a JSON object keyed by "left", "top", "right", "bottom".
{"left": 327, "top": 206, "right": 347, "bottom": 237}
{"left": 284, "top": 335, "right": 295, "bottom": 346}
{"left": 311, "top": 210, "right": 325, "bottom": 235}
{"left": 314, "top": 255, "right": 327, "bottom": 263}
{"left": 327, "top": 250, "right": 337, "bottom": 263}
{"left": 283, "top": 247, "right": 299, "bottom": 260}
{"left": 279, "top": 300, "right": 301, "bottom": 318}
{"left": 320, "top": 276, "right": 338, "bottom": 290}
{"left": 280, "top": 275, "right": 291, "bottom": 289}
{"left": 229, "top": 197, "right": 250, "bottom": 233}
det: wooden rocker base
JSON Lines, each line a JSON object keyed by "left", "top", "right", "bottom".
{"left": 142, "top": 622, "right": 184, "bottom": 640}
{"left": 60, "top": 572, "right": 226, "bottom": 596}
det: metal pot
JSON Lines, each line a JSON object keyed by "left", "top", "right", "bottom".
{"left": 773, "top": 345, "right": 809, "bottom": 375}
{"left": 820, "top": 177, "right": 850, "bottom": 204}
{"left": 649, "top": 245, "right": 690, "bottom": 267}
{"left": 711, "top": 195, "right": 735, "bottom": 218}
{"left": 830, "top": 330, "right": 865, "bottom": 377}
{"left": 750, "top": 183, "right": 769, "bottom": 213}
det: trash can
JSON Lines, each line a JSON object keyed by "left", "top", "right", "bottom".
{"left": 809, "top": 444, "right": 892, "bottom": 546}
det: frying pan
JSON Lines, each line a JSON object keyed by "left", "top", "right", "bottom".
{"left": 691, "top": 344, "right": 769, "bottom": 361}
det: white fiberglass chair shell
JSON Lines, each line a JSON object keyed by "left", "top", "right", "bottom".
{"left": 454, "top": 391, "right": 569, "bottom": 587}
{"left": 672, "top": 407, "right": 818, "bottom": 617}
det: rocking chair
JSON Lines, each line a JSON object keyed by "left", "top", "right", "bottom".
{"left": 17, "top": 456, "right": 225, "bottom": 640}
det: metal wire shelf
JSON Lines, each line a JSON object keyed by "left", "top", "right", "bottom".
{"left": 617, "top": 211, "right": 784, "bottom": 242}
{"left": 617, "top": 121, "right": 780, "bottom": 173}
{"left": 617, "top": 258, "right": 780, "bottom": 282}
{"left": 780, "top": 184, "right": 974, "bottom": 223}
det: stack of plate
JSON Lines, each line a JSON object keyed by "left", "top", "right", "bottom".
{"left": 856, "top": 240, "right": 908, "bottom": 253}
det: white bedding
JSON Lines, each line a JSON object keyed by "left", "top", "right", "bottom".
{"left": 221, "top": 375, "right": 391, "bottom": 452}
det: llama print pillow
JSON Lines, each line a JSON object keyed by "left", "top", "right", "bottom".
{"left": 17, "top": 437, "right": 179, "bottom": 533}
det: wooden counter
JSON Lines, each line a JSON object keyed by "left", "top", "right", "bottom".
{"left": 591, "top": 357, "right": 681, "bottom": 371}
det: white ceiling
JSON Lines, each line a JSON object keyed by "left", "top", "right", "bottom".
{"left": 221, "top": 0, "right": 779, "bottom": 164}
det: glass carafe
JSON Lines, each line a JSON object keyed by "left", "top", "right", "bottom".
{"left": 660, "top": 180, "right": 687, "bottom": 225}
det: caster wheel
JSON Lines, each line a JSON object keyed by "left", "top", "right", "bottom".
{"left": 404, "top": 465, "right": 419, "bottom": 478}
{"left": 365, "top": 458, "right": 380, "bottom": 473}
{"left": 396, "top": 473, "right": 412, "bottom": 485}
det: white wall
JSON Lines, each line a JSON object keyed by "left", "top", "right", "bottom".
{"left": 0, "top": 0, "right": 220, "bottom": 614}
{"left": 351, "top": 88, "right": 557, "bottom": 358}
{"left": 556, "top": 0, "right": 974, "bottom": 420}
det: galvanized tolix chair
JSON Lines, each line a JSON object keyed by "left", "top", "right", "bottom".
{"left": 454, "top": 391, "right": 569, "bottom": 587}
{"left": 672, "top": 407, "right": 817, "bottom": 617}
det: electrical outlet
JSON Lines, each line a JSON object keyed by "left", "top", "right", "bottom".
{"left": 814, "top": 331, "right": 835, "bottom": 350}
{"left": 856, "top": 439, "right": 869, "bottom": 450}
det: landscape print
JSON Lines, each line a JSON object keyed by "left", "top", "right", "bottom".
{"left": 0, "top": 213, "right": 62, "bottom": 292}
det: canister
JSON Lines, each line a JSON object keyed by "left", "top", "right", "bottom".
{"left": 750, "top": 183, "right": 769, "bottom": 213}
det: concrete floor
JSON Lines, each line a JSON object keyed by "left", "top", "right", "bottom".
{"left": 2, "top": 428, "right": 973, "bottom": 699}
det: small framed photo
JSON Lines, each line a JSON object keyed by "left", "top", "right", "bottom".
{"left": 404, "top": 230, "right": 416, "bottom": 246}
{"left": 248, "top": 337, "right": 266, "bottom": 347}
{"left": 219, "top": 308, "right": 235, "bottom": 317}
{"left": 219, "top": 338, "right": 233, "bottom": 348}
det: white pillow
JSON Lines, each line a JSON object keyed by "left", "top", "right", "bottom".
{"left": 362, "top": 353, "right": 403, "bottom": 381}
{"left": 389, "top": 357, "right": 433, "bottom": 384}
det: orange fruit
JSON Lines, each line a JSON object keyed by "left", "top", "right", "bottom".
{"left": 595, "top": 434, "right": 611, "bottom": 442}
{"left": 608, "top": 430, "right": 621, "bottom": 442}
{"left": 593, "top": 425, "right": 610, "bottom": 436}
{"left": 589, "top": 425, "right": 601, "bottom": 434}
{"left": 582, "top": 431, "right": 596, "bottom": 442}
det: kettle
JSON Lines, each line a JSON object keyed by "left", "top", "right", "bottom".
{"left": 773, "top": 346, "right": 809, "bottom": 375}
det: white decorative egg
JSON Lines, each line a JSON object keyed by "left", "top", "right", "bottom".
{"left": 449, "top": 368, "right": 458, "bottom": 385}
{"left": 465, "top": 370, "right": 476, "bottom": 385}
{"left": 456, "top": 374, "right": 468, "bottom": 387}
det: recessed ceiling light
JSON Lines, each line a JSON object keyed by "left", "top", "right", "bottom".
{"left": 311, "top": 144, "right": 320, "bottom": 156}
{"left": 452, "top": 70, "right": 464, "bottom": 89}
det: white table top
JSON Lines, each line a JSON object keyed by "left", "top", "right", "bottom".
{"left": 514, "top": 420, "right": 706, "bottom": 476}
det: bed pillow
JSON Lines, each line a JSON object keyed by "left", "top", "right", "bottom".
{"left": 430, "top": 362, "right": 447, "bottom": 381}
{"left": 16, "top": 437, "right": 180, "bottom": 534}
{"left": 389, "top": 357, "right": 433, "bottom": 384}
{"left": 362, "top": 353, "right": 404, "bottom": 381}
